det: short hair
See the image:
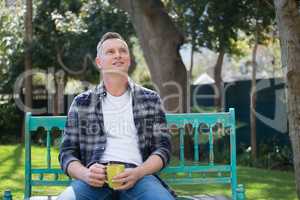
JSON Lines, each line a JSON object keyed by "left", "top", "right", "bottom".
{"left": 96, "top": 32, "right": 126, "bottom": 56}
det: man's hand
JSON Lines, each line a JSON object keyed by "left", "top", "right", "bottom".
{"left": 83, "top": 163, "right": 106, "bottom": 187}
{"left": 112, "top": 168, "right": 143, "bottom": 190}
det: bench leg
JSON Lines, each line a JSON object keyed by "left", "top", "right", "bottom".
{"left": 236, "top": 184, "right": 246, "bottom": 200}
{"left": 3, "top": 190, "right": 13, "bottom": 200}
{"left": 25, "top": 120, "right": 32, "bottom": 200}
{"left": 24, "top": 183, "right": 31, "bottom": 200}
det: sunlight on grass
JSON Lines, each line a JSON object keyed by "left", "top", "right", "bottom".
{"left": 0, "top": 145, "right": 297, "bottom": 200}
{"left": 0, "top": 145, "right": 65, "bottom": 199}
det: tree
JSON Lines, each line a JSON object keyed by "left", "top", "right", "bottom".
{"left": 0, "top": 1, "right": 25, "bottom": 93}
{"left": 248, "top": 0, "right": 275, "bottom": 161}
{"left": 32, "top": 0, "right": 135, "bottom": 115}
{"left": 168, "top": 0, "right": 275, "bottom": 160}
{"left": 24, "top": 0, "right": 33, "bottom": 114}
{"left": 165, "top": 0, "right": 209, "bottom": 112}
{"left": 113, "top": 0, "right": 187, "bottom": 113}
{"left": 1, "top": 0, "right": 136, "bottom": 115}
{"left": 274, "top": 0, "right": 300, "bottom": 198}
{"left": 186, "top": 0, "right": 239, "bottom": 111}
{"left": 166, "top": 0, "right": 255, "bottom": 111}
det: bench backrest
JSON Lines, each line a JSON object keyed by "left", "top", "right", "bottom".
{"left": 24, "top": 108, "right": 237, "bottom": 199}
{"left": 162, "top": 108, "right": 237, "bottom": 199}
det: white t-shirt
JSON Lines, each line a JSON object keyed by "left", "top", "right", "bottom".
{"left": 100, "top": 90, "right": 143, "bottom": 166}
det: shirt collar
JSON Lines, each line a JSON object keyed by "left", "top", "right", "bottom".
{"left": 94, "top": 77, "right": 136, "bottom": 98}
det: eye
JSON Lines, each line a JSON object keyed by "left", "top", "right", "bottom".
{"left": 120, "top": 48, "right": 128, "bottom": 54}
{"left": 106, "top": 49, "right": 114, "bottom": 54}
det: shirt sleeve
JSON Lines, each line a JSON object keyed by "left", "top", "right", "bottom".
{"left": 150, "top": 94, "right": 172, "bottom": 169}
{"left": 58, "top": 99, "right": 81, "bottom": 176}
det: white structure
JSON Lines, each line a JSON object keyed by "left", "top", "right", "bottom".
{"left": 194, "top": 73, "right": 215, "bottom": 85}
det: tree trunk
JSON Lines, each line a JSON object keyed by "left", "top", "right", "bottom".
{"left": 23, "top": 0, "right": 33, "bottom": 142}
{"left": 274, "top": 0, "right": 300, "bottom": 198}
{"left": 128, "top": 53, "right": 137, "bottom": 75}
{"left": 251, "top": 43, "right": 258, "bottom": 161}
{"left": 213, "top": 50, "right": 225, "bottom": 111}
{"left": 115, "top": 0, "right": 187, "bottom": 113}
{"left": 187, "top": 42, "right": 194, "bottom": 113}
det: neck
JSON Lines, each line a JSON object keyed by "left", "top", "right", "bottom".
{"left": 103, "top": 75, "right": 128, "bottom": 96}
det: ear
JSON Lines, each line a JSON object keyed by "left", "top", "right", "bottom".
{"left": 95, "top": 57, "right": 102, "bottom": 69}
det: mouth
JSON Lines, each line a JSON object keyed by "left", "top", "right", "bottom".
{"left": 112, "top": 61, "right": 124, "bottom": 66}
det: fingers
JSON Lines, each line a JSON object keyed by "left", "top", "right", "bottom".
{"left": 114, "top": 178, "right": 134, "bottom": 190}
{"left": 84, "top": 163, "right": 107, "bottom": 187}
{"left": 90, "top": 172, "right": 106, "bottom": 181}
{"left": 89, "top": 164, "right": 106, "bottom": 180}
{"left": 112, "top": 170, "right": 137, "bottom": 190}
{"left": 95, "top": 163, "right": 106, "bottom": 169}
{"left": 113, "top": 170, "right": 130, "bottom": 180}
{"left": 86, "top": 176, "right": 106, "bottom": 187}
{"left": 89, "top": 178, "right": 106, "bottom": 187}
{"left": 86, "top": 173, "right": 106, "bottom": 187}
{"left": 90, "top": 163, "right": 106, "bottom": 174}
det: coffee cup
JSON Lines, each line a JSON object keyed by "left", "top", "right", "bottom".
{"left": 106, "top": 163, "right": 125, "bottom": 189}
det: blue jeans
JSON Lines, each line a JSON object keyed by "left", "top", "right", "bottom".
{"left": 58, "top": 175, "right": 175, "bottom": 200}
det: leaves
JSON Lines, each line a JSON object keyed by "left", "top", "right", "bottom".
{"left": 32, "top": 0, "right": 135, "bottom": 82}
{"left": 166, "top": 0, "right": 275, "bottom": 55}
{"left": 0, "top": 2, "right": 25, "bottom": 92}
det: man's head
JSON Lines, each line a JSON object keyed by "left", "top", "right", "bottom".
{"left": 96, "top": 32, "right": 125, "bottom": 56}
{"left": 96, "top": 32, "right": 130, "bottom": 74}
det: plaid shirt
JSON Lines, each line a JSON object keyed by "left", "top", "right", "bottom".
{"left": 59, "top": 79, "right": 171, "bottom": 175}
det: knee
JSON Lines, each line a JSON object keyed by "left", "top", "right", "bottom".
{"left": 127, "top": 176, "right": 175, "bottom": 200}
{"left": 138, "top": 190, "right": 175, "bottom": 200}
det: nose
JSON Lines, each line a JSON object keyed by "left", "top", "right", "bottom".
{"left": 114, "top": 51, "right": 121, "bottom": 59}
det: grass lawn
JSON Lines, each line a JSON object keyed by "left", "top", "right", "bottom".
{"left": 0, "top": 144, "right": 297, "bottom": 200}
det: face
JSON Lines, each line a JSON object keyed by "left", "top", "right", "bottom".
{"left": 96, "top": 38, "right": 131, "bottom": 75}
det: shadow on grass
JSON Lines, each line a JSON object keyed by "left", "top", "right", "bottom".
{"left": 0, "top": 145, "right": 23, "bottom": 180}
{"left": 238, "top": 167, "right": 296, "bottom": 200}
{"left": 0, "top": 145, "right": 22, "bottom": 165}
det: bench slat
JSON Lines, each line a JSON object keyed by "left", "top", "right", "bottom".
{"left": 28, "top": 116, "right": 67, "bottom": 131}
{"left": 166, "top": 113, "right": 231, "bottom": 128}
{"left": 46, "top": 130, "right": 51, "bottom": 169}
{"left": 32, "top": 169, "right": 64, "bottom": 174}
{"left": 209, "top": 126, "right": 214, "bottom": 165}
{"left": 179, "top": 128, "right": 185, "bottom": 166}
{"left": 32, "top": 180, "right": 71, "bottom": 186}
{"left": 164, "top": 177, "right": 231, "bottom": 185}
{"left": 193, "top": 127, "right": 199, "bottom": 161}
{"left": 161, "top": 165, "right": 231, "bottom": 173}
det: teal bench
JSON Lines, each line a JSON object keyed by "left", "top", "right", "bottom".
{"left": 24, "top": 108, "right": 245, "bottom": 200}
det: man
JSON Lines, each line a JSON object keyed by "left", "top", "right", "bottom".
{"left": 58, "top": 32, "right": 175, "bottom": 200}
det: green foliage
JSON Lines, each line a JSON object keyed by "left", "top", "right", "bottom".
{"left": 0, "top": 2, "right": 25, "bottom": 93}
{"left": 166, "top": 0, "right": 275, "bottom": 56}
{"left": 0, "top": 0, "right": 136, "bottom": 93}
{"left": 130, "top": 37, "right": 152, "bottom": 85}
{"left": 167, "top": 0, "right": 245, "bottom": 54}
{"left": 0, "top": 101, "right": 23, "bottom": 144}
{"left": 238, "top": 140, "right": 293, "bottom": 171}
{"left": 245, "top": 0, "right": 276, "bottom": 46}
{"left": 32, "top": 0, "right": 135, "bottom": 83}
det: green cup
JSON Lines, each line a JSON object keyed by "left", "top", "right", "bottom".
{"left": 106, "top": 163, "right": 125, "bottom": 189}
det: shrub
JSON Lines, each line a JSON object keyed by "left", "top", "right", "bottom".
{"left": 237, "top": 140, "right": 293, "bottom": 170}
{"left": 0, "top": 101, "right": 23, "bottom": 143}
